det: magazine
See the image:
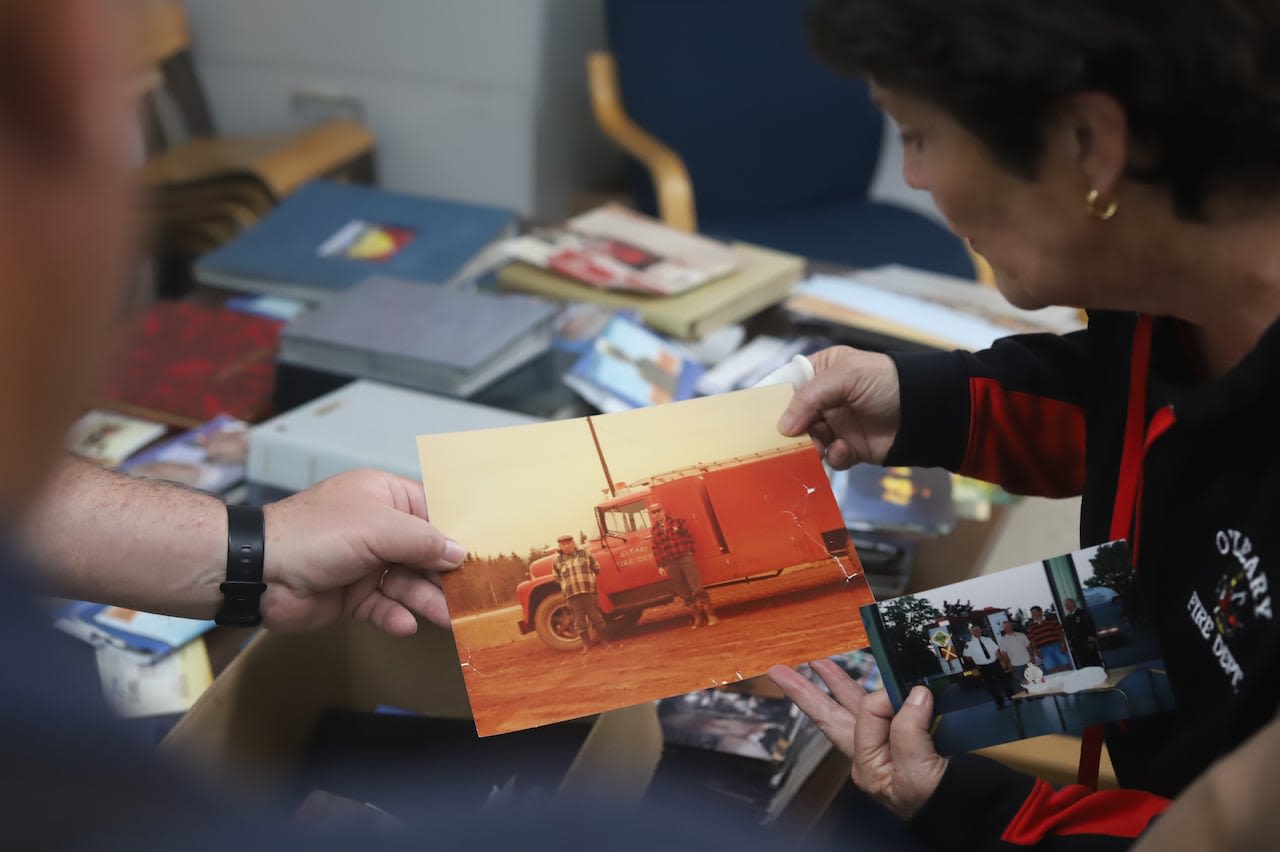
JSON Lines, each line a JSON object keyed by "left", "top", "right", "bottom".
{"left": 503, "top": 204, "right": 739, "bottom": 296}
{"left": 119, "top": 413, "right": 249, "bottom": 495}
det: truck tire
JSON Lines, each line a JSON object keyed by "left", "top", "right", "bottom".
{"left": 533, "top": 591, "right": 582, "bottom": 652}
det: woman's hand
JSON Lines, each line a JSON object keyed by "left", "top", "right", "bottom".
{"left": 768, "top": 659, "right": 949, "bottom": 820}
{"left": 777, "top": 347, "right": 902, "bottom": 469}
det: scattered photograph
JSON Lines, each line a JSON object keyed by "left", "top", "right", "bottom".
{"left": 860, "top": 541, "right": 1171, "bottom": 755}
{"left": 418, "top": 384, "right": 875, "bottom": 736}
{"left": 120, "top": 414, "right": 248, "bottom": 495}
{"left": 658, "top": 688, "right": 800, "bottom": 762}
{"left": 562, "top": 314, "right": 703, "bottom": 412}
{"left": 65, "top": 409, "right": 167, "bottom": 468}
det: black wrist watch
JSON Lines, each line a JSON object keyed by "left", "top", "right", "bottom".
{"left": 216, "top": 504, "right": 267, "bottom": 627}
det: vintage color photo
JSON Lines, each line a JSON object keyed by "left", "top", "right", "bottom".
{"left": 419, "top": 384, "right": 873, "bottom": 736}
{"left": 861, "top": 541, "right": 1173, "bottom": 755}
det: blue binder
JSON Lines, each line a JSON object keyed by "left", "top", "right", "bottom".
{"left": 194, "top": 180, "right": 518, "bottom": 301}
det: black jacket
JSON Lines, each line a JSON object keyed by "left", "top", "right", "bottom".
{"left": 885, "top": 310, "right": 1280, "bottom": 849}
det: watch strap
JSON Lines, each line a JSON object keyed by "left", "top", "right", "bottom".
{"left": 217, "top": 504, "right": 266, "bottom": 627}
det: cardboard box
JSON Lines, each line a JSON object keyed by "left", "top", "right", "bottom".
{"left": 161, "top": 621, "right": 661, "bottom": 804}
{"left": 162, "top": 621, "right": 851, "bottom": 834}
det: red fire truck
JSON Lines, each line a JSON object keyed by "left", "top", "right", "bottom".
{"left": 516, "top": 443, "right": 860, "bottom": 651}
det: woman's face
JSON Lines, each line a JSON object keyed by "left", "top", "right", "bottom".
{"left": 872, "top": 85, "right": 1108, "bottom": 310}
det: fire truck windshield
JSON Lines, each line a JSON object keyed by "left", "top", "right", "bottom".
{"left": 599, "top": 502, "right": 651, "bottom": 537}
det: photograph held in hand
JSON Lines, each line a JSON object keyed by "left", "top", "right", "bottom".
{"left": 418, "top": 384, "right": 875, "bottom": 737}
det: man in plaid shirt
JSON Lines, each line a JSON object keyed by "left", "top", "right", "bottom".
{"left": 649, "top": 502, "right": 719, "bottom": 629}
{"left": 553, "top": 534, "right": 608, "bottom": 652}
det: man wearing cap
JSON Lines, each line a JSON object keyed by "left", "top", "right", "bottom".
{"left": 649, "top": 502, "right": 719, "bottom": 629}
{"left": 553, "top": 534, "right": 608, "bottom": 652}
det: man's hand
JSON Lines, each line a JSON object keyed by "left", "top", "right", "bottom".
{"left": 776, "top": 346, "right": 902, "bottom": 469}
{"left": 260, "top": 469, "right": 465, "bottom": 636}
{"left": 768, "top": 659, "right": 948, "bottom": 820}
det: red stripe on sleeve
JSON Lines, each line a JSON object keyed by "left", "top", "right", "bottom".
{"left": 960, "top": 377, "right": 1087, "bottom": 497}
{"left": 1002, "top": 779, "right": 1169, "bottom": 845}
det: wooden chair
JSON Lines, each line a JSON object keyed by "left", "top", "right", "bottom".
{"left": 132, "top": 0, "right": 377, "bottom": 294}
{"left": 586, "top": 0, "right": 983, "bottom": 282}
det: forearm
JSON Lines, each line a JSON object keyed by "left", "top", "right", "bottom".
{"left": 886, "top": 329, "right": 1093, "bottom": 498}
{"left": 21, "top": 455, "right": 226, "bottom": 619}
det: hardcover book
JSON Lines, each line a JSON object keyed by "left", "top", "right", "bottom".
{"left": 101, "top": 301, "right": 281, "bottom": 427}
{"left": 278, "top": 275, "right": 558, "bottom": 399}
{"left": 497, "top": 241, "right": 805, "bottom": 340}
{"left": 193, "top": 180, "right": 519, "bottom": 301}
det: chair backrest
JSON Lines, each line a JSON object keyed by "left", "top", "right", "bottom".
{"left": 605, "top": 0, "right": 883, "bottom": 221}
{"left": 131, "top": 0, "right": 215, "bottom": 154}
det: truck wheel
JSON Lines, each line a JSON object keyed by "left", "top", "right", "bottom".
{"left": 603, "top": 608, "right": 643, "bottom": 637}
{"left": 533, "top": 592, "right": 582, "bottom": 652}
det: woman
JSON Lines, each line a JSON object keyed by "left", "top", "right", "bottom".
{"left": 769, "top": 1, "right": 1280, "bottom": 849}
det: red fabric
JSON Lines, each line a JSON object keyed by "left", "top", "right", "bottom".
{"left": 960, "top": 379, "right": 1086, "bottom": 498}
{"left": 1002, "top": 780, "right": 1170, "bottom": 845}
{"left": 1077, "top": 725, "right": 1106, "bottom": 791}
{"left": 1109, "top": 315, "right": 1154, "bottom": 543}
{"left": 1076, "top": 315, "right": 1175, "bottom": 791}
{"left": 102, "top": 302, "right": 282, "bottom": 425}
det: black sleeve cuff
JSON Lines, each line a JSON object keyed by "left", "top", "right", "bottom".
{"left": 908, "top": 754, "right": 1038, "bottom": 850}
{"left": 883, "top": 350, "right": 973, "bottom": 471}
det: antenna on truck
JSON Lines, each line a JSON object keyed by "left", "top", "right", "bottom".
{"left": 585, "top": 416, "right": 617, "bottom": 497}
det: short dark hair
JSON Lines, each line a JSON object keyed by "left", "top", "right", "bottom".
{"left": 809, "top": 0, "right": 1280, "bottom": 219}
{"left": 1031, "top": 605, "right": 1044, "bottom": 613}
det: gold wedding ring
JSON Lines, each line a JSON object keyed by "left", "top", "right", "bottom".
{"left": 378, "top": 567, "right": 392, "bottom": 593}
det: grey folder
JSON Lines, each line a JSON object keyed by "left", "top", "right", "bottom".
{"left": 279, "top": 275, "right": 559, "bottom": 398}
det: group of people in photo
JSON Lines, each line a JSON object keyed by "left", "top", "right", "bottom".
{"left": 962, "top": 597, "right": 1104, "bottom": 710}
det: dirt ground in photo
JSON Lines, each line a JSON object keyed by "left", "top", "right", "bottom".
{"left": 454, "top": 559, "right": 874, "bottom": 736}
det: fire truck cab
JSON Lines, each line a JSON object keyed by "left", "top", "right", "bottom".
{"left": 517, "top": 445, "right": 858, "bottom": 651}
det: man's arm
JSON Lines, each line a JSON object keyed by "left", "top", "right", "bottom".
{"left": 23, "top": 457, "right": 226, "bottom": 619}
{"left": 20, "top": 456, "right": 464, "bottom": 634}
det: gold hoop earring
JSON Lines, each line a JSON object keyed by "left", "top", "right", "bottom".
{"left": 1086, "top": 188, "right": 1118, "bottom": 221}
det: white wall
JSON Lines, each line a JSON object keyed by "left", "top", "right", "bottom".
{"left": 183, "top": 0, "right": 618, "bottom": 217}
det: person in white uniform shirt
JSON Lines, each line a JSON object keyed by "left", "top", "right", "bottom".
{"left": 963, "top": 623, "right": 1016, "bottom": 710}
